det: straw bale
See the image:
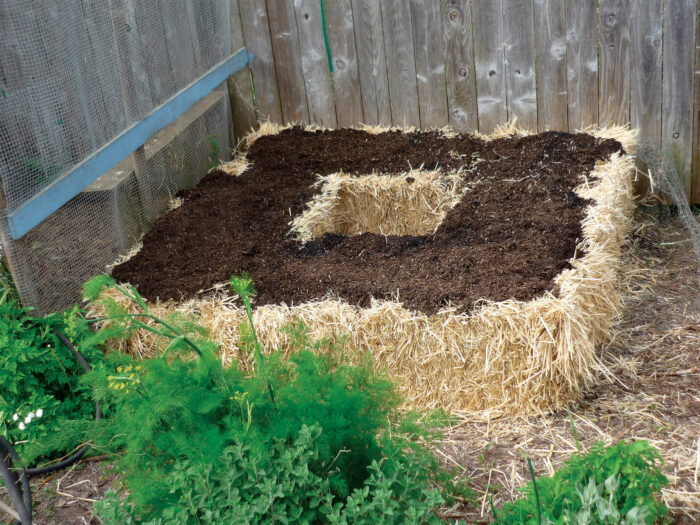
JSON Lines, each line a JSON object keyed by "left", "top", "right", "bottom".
{"left": 289, "top": 169, "right": 470, "bottom": 241}
{"left": 98, "top": 123, "right": 637, "bottom": 417}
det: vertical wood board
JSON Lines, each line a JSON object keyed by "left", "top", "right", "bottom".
{"left": 294, "top": 0, "right": 337, "bottom": 127}
{"left": 442, "top": 0, "right": 478, "bottom": 132}
{"left": 410, "top": 0, "right": 449, "bottom": 129}
{"left": 79, "top": 3, "right": 127, "bottom": 145}
{"left": 46, "top": 3, "right": 101, "bottom": 158}
{"left": 533, "top": 0, "right": 567, "bottom": 131}
{"left": 265, "top": 0, "right": 309, "bottom": 123}
{"left": 227, "top": 0, "right": 257, "bottom": 138}
{"left": 472, "top": 0, "right": 507, "bottom": 133}
{"left": 503, "top": 0, "right": 537, "bottom": 129}
{"left": 133, "top": 2, "right": 176, "bottom": 107}
{"left": 598, "top": 0, "right": 631, "bottom": 127}
{"left": 693, "top": 2, "right": 700, "bottom": 203}
{"left": 160, "top": 0, "right": 198, "bottom": 90}
{"left": 381, "top": 0, "right": 420, "bottom": 128}
{"left": 238, "top": 0, "right": 283, "bottom": 122}
{"left": 630, "top": 0, "right": 662, "bottom": 144}
{"left": 323, "top": 0, "right": 365, "bottom": 127}
{"left": 662, "top": 0, "right": 695, "bottom": 197}
{"left": 350, "top": 0, "right": 392, "bottom": 125}
{"left": 566, "top": 0, "right": 598, "bottom": 129}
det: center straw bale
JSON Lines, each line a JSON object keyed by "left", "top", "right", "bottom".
{"left": 289, "top": 169, "right": 471, "bottom": 241}
{"left": 97, "top": 124, "right": 637, "bottom": 418}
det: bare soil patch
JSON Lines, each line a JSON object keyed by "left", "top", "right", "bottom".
{"left": 112, "top": 128, "right": 621, "bottom": 314}
{"left": 1, "top": 460, "right": 116, "bottom": 525}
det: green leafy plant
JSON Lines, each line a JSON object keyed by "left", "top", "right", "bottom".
{"left": 0, "top": 294, "right": 102, "bottom": 464}
{"left": 206, "top": 133, "right": 221, "bottom": 169}
{"left": 493, "top": 440, "right": 668, "bottom": 525}
{"left": 78, "top": 274, "right": 467, "bottom": 523}
{"left": 96, "top": 425, "right": 447, "bottom": 525}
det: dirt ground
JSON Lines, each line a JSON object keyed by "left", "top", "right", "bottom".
{"left": 1, "top": 460, "right": 116, "bottom": 525}
{"left": 437, "top": 207, "right": 700, "bottom": 523}
{"left": 112, "top": 128, "right": 621, "bottom": 314}
{"left": 3, "top": 208, "right": 699, "bottom": 524}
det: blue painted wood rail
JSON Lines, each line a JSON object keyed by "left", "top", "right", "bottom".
{"left": 7, "top": 47, "right": 252, "bottom": 240}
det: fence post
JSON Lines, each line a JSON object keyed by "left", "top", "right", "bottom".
{"left": 227, "top": 0, "right": 257, "bottom": 145}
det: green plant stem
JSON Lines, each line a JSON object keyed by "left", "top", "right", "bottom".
{"left": 241, "top": 300, "right": 276, "bottom": 405}
{"left": 568, "top": 407, "right": 582, "bottom": 453}
{"left": 88, "top": 313, "right": 203, "bottom": 357}
{"left": 231, "top": 277, "right": 276, "bottom": 405}
{"left": 527, "top": 457, "right": 542, "bottom": 525}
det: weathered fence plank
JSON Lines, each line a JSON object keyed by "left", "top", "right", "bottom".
{"left": 693, "top": 3, "right": 700, "bottom": 203}
{"left": 381, "top": 0, "right": 420, "bottom": 128}
{"left": 350, "top": 0, "right": 392, "bottom": 126}
{"left": 0, "top": 3, "right": 43, "bottom": 210}
{"left": 265, "top": 0, "right": 309, "bottom": 123}
{"left": 160, "top": 0, "right": 197, "bottom": 90}
{"left": 50, "top": 3, "right": 102, "bottom": 155}
{"left": 533, "top": 0, "right": 567, "bottom": 131}
{"left": 503, "top": 0, "right": 537, "bottom": 129}
{"left": 109, "top": 0, "right": 155, "bottom": 218}
{"left": 133, "top": 2, "right": 176, "bottom": 107}
{"left": 226, "top": 0, "right": 257, "bottom": 139}
{"left": 598, "top": 0, "right": 631, "bottom": 127}
{"left": 322, "top": 0, "right": 364, "bottom": 127}
{"left": 80, "top": 3, "right": 126, "bottom": 146}
{"left": 109, "top": 0, "right": 154, "bottom": 119}
{"left": 566, "top": 0, "right": 598, "bottom": 129}
{"left": 28, "top": 4, "right": 82, "bottom": 179}
{"left": 294, "top": 0, "right": 337, "bottom": 128}
{"left": 442, "top": 0, "right": 478, "bottom": 132}
{"left": 630, "top": 0, "right": 662, "bottom": 147}
{"left": 184, "top": 2, "right": 204, "bottom": 74}
{"left": 472, "top": 0, "right": 507, "bottom": 133}
{"left": 662, "top": 0, "right": 695, "bottom": 197}
{"left": 238, "top": 0, "right": 283, "bottom": 123}
{"left": 410, "top": 0, "right": 449, "bottom": 129}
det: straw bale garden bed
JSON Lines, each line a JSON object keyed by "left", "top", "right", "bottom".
{"left": 8, "top": 124, "right": 700, "bottom": 524}
{"left": 104, "top": 123, "right": 636, "bottom": 417}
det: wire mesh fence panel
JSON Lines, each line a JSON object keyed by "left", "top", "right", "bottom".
{"left": 0, "top": 0, "right": 233, "bottom": 313}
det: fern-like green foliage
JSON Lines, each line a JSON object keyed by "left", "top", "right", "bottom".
{"left": 493, "top": 440, "right": 668, "bottom": 525}
{"left": 76, "top": 274, "right": 465, "bottom": 522}
{"left": 0, "top": 297, "right": 102, "bottom": 464}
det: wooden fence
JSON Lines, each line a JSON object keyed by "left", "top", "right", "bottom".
{"left": 226, "top": 0, "right": 700, "bottom": 202}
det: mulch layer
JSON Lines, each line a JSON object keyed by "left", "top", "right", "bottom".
{"left": 112, "top": 128, "right": 622, "bottom": 315}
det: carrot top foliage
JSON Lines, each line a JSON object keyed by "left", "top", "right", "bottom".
{"left": 77, "top": 274, "right": 467, "bottom": 523}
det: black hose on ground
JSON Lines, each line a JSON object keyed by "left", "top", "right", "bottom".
{"left": 0, "top": 330, "right": 102, "bottom": 525}
{"left": 0, "top": 436, "right": 31, "bottom": 525}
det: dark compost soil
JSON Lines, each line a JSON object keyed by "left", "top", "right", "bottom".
{"left": 111, "top": 128, "right": 622, "bottom": 315}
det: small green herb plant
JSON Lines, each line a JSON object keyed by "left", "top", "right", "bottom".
{"left": 0, "top": 289, "right": 102, "bottom": 464}
{"left": 206, "top": 133, "right": 221, "bottom": 169}
{"left": 79, "top": 274, "right": 469, "bottom": 523}
{"left": 493, "top": 440, "right": 668, "bottom": 525}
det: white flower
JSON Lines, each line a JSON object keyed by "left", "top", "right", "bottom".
{"left": 12, "top": 413, "right": 19, "bottom": 421}
{"left": 36, "top": 409, "right": 43, "bottom": 418}
{"left": 24, "top": 414, "right": 32, "bottom": 424}
{"left": 18, "top": 422, "right": 25, "bottom": 430}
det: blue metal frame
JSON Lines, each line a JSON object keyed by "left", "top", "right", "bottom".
{"left": 7, "top": 47, "right": 252, "bottom": 240}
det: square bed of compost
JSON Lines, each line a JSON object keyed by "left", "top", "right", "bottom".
{"left": 105, "top": 123, "right": 636, "bottom": 417}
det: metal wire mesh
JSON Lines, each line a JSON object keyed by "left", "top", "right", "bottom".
{"left": 0, "top": 1, "right": 233, "bottom": 313}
